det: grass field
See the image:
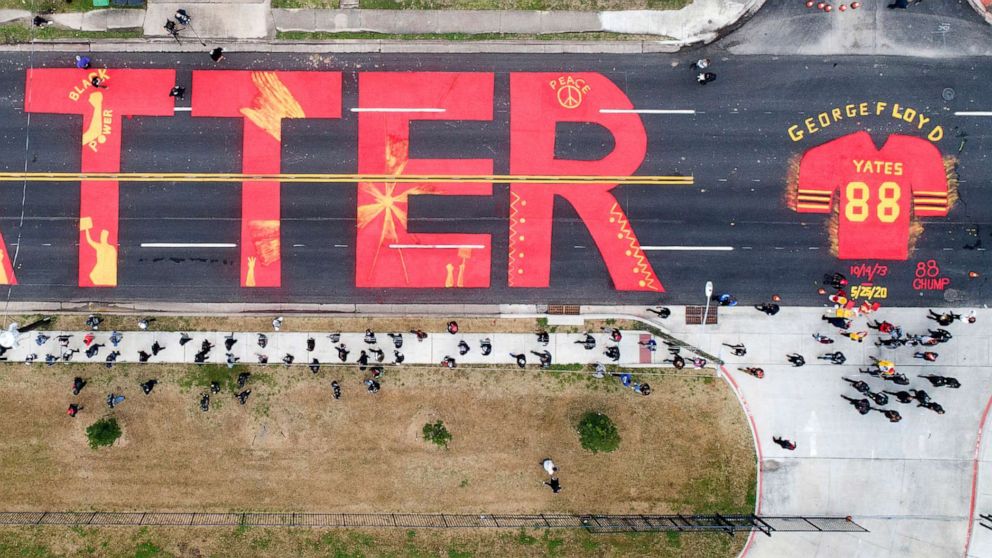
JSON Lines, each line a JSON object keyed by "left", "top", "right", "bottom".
{"left": 0, "top": 352, "right": 753, "bottom": 557}
{"left": 0, "top": 525, "right": 745, "bottom": 557}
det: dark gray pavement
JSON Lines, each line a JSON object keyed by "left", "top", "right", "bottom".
{"left": 1, "top": 52, "right": 990, "bottom": 307}
{"left": 721, "top": 0, "right": 992, "bottom": 56}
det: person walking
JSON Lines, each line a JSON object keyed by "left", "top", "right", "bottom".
{"left": 169, "top": 85, "right": 186, "bottom": 100}
{"left": 812, "top": 333, "right": 834, "bottom": 344}
{"left": 647, "top": 306, "right": 671, "bottom": 318}
{"left": 772, "top": 436, "right": 796, "bottom": 450}
{"left": 927, "top": 310, "right": 960, "bottom": 326}
{"left": 841, "top": 330, "right": 868, "bottom": 343}
{"left": 786, "top": 353, "right": 805, "bottom": 367}
{"left": 723, "top": 343, "right": 746, "bottom": 357}
{"left": 393, "top": 350, "right": 405, "bottom": 364}
{"left": 541, "top": 458, "right": 558, "bottom": 476}
{"left": 67, "top": 403, "right": 80, "bottom": 417}
{"left": 576, "top": 334, "right": 596, "bottom": 350}
{"left": 883, "top": 390, "right": 914, "bottom": 404}
{"left": 913, "top": 351, "right": 939, "bottom": 362}
{"left": 510, "top": 353, "right": 527, "bottom": 368}
{"left": 544, "top": 477, "right": 562, "bottom": 493}
{"left": 531, "top": 350, "right": 552, "bottom": 368}
{"left": 458, "top": 340, "right": 470, "bottom": 355}
{"left": 336, "top": 344, "right": 349, "bottom": 362}
{"left": 480, "top": 338, "right": 492, "bottom": 356}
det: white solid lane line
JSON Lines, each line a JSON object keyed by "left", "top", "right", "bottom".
{"left": 388, "top": 244, "right": 486, "bottom": 249}
{"left": 173, "top": 107, "right": 192, "bottom": 112}
{"left": 640, "top": 246, "right": 734, "bottom": 251}
{"left": 954, "top": 112, "right": 992, "bottom": 116}
{"left": 351, "top": 108, "right": 446, "bottom": 113}
{"left": 599, "top": 109, "right": 696, "bottom": 115}
{"left": 140, "top": 243, "right": 236, "bottom": 248}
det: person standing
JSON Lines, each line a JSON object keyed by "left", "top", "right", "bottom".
{"left": 541, "top": 458, "right": 558, "bottom": 476}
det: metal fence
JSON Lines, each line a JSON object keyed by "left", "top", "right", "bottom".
{"left": 0, "top": 512, "right": 867, "bottom": 536}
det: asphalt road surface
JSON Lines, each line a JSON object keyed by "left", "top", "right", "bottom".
{"left": 0, "top": 52, "right": 989, "bottom": 307}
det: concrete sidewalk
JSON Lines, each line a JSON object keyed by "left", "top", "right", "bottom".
{"left": 658, "top": 305, "right": 992, "bottom": 557}
{"left": 8, "top": 327, "right": 689, "bottom": 371}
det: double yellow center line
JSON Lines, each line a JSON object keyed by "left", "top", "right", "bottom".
{"left": 0, "top": 172, "right": 694, "bottom": 185}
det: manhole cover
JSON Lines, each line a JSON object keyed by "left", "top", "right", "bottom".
{"left": 943, "top": 88, "right": 955, "bottom": 101}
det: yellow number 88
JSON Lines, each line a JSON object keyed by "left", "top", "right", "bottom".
{"left": 844, "top": 181, "right": 900, "bottom": 224}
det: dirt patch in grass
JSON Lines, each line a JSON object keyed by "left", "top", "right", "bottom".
{"left": 0, "top": 361, "right": 753, "bottom": 516}
{"left": 0, "top": 524, "right": 743, "bottom": 558}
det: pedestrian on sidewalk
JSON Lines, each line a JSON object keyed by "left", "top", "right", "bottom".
{"left": 918, "top": 374, "right": 960, "bottom": 389}
{"left": 822, "top": 315, "right": 851, "bottom": 330}
{"left": 739, "top": 367, "right": 764, "bottom": 379}
{"left": 479, "top": 337, "right": 492, "bottom": 356}
{"left": 967, "top": 310, "right": 977, "bottom": 324}
{"left": 918, "top": 400, "right": 945, "bottom": 414}
{"left": 256, "top": 354, "right": 268, "bottom": 364}
{"left": 282, "top": 353, "right": 294, "bottom": 366}
{"left": 887, "top": 0, "right": 909, "bottom": 8}
{"left": 85, "top": 343, "right": 104, "bottom": 359}
{"left": 927, "top": 310, "right": 960, "bottom": 326}
{"left": 841, "top": 395, "right": 872, "bottom": 415}
{"left": 388, "top": 333, "right": 403, "bottom": 349}
{"left": 75, "top": 55, "right": 91, "bottom": 69}
{"left": 83, "top": 333, "right": 95, "bottom": 347}
{"left": 109, "top": 331, "right": 122, "bottom": 347}
{"left": 32, "top": 15, "right": 51, "bottom": 27}
{"left": 756, "top": 302, "right": 780, "bottom": 316}
{"left": 867, "top": 320, "right": 895, "bottom": 333}
{"left": 309, "top": 358, "right": 320, "bottom": 374}
{"left": 638, "top": 338, "right": 657, "bottom": 352}
{"left": 910, "top": 389, "right": 931, "bottom": 405}
{"left": 138, "top": 350, "right": 151, "bottom": 363}
{"left": 601, "top": 328, "right": 622, "bottom": 342}
{"left": 928, "top": 329, "right": 953, "bottom": 343}
{"left": 812, "top": 333, "right": 834, "bottom": 344}
{"left": 880, "top": 409, "right": 903, "bottom": 423}
{"left": 393, "top": 350, "right": 404, "bottom": 364}
{"left": 327, "top": 332, "right": 341, "bottom": 344}
{"left": 411, "top": 329, "right": 428, "bottom": 341}
{"left": 786, "top": 353, "right": 805, "bottom": 367}
{"left": 364, "top": 329, "right": 377, "bottom": 344}
{"left": 369, "top": 347, "right": 384, "bottom": 362}
{"left": 841, "top": 330, "right": 868, "bottom": 343}
{"left": 576, "top": 334, "right": 596, "bottom": 350}
{"left": 723, "top": 343, "right": 746, "bottom": 357}
{"left": 913, "top": 351, "right": 939, "bottom": 362}
{"left": 531, "top": 350, "right": 552, "bottom": 368}
{"left": 604, "top": 346, "right": 621, "bottom": 362}
{"left": 226, "top": 353, "right": 239, "bottom": 368}
{"left": 541, "top": 458, "right": 558, "bottom": 476}
{"left": 104, "top": 351, "right": 119, "bottom": 368}
{"left": 35, "top": 332, "right": 49, "bottom": 346}
{"left": 875, "top": 337, "right": 906, "bottom": 349}
{"left": 458, "top": 340, "right": 470, "bottom": 356}
{"left": 883, "top": 390, "right": 914, "bottom": 404}
{"left": 647, "top": 306, "right": 670, "bottom": 319}
{"left": 209, "top": 47, "right": 224, "bottom": 62}
{"left": 818, "top": 351, "right": 846, "bottom": 365}
{"left": 306, "top": 337, "right": 316, "bottom": 352}
{"left": 357, "top": 350, "right": 369, "bottom": 370}
{"left": 336, "top": 344, "right": 349, "bottom": 362}
{"left": 179, "top": 332, "right": 192, "bottom": 346}
{"left": 441, "top": 356, "right": 456, "bottom": 368}
{"left": 536, "top": 330, "right": 549, "bottom": 346}
{"left": 151, "top": 341, "right": 165, "bottom": 356}
{"left": 772, "top": 437, "right": 796, "bottom": 450}
{"left": 510, "top": 353, "right": 527, "bottom": 368}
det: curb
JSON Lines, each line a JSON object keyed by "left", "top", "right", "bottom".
{"left": 0, "top": 38, "right": 684, "bottom": 54}
{"left": 967, "top": 0, "right": 992, "bottom": 26}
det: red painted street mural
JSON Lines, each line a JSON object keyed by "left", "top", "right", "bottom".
{"left": 25, "top": 68, "right": 176, "bottom": 287}
{"left": 18, "top": 71, "right": 963, "bottom": 293}
{"left": 192, "top": 71, "right": 342, "bottom": 288}
{"left": 787, "top": 130, "right": 957, "bottom": 260}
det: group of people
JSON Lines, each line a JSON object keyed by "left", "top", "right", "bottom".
{"left": 736, "top": 272, "right": 972, "bottom": 449}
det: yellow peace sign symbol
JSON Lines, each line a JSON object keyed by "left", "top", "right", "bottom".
{"left": 557, "top": 83, "right": 583, "bottom": 109}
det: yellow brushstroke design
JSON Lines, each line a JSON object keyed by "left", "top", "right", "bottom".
{"left": 240, "top": 72, "right": 305, "bottom": 142}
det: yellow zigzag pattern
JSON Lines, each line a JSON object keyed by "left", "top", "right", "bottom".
{"left": 610, "top": 202, "right": 658, "bottom": 291}
{"left": 508, "top": 191, "right": 522, "bottom": 286}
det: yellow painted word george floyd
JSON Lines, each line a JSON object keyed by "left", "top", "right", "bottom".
{"left": 787, "top": 101, "right": 943, "bottom": 142}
